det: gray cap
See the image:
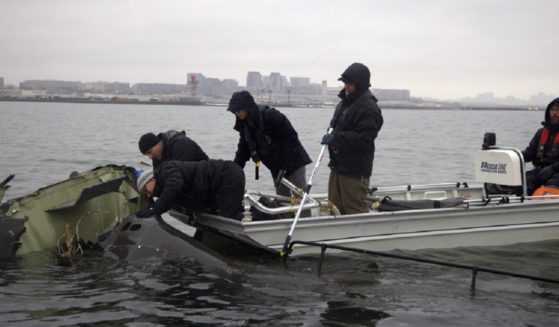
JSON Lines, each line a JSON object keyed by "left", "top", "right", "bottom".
{"left": 136, "top": 170, "right": 154, "bottom": 192}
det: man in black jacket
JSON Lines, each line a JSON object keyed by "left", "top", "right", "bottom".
{"left": 135, "top": 160, "right": 245, "bottom": 220}
{"left": 227, "top": 91, "right": 311, "bottom": 196}
{"left": 138, "top": 130, "right": 208, "bottom": 169}
{"left": 321, "top": 63, "right": 384, "bottom": 214}
{"left": 522, "top": 98, "right": 559, "bottom": 194}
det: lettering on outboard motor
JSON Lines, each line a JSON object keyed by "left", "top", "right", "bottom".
{"left": 480, "top": 161, "right": 507, "bottom": 174}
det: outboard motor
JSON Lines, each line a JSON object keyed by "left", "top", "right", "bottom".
{"left": 475, "top": 132, "right": 526, "bottom": 196}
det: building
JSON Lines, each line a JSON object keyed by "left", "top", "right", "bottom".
{"left": 529, "top": 92, "right": 555, "bottom": 107}
{"left": 19, "top": 80, "right": 84, "bottom": 94}
{"left": 373, "top": 88, "right": 411, "bottom": 101}
{"left": 246, "top": 71, "right": 263, "bottom": 89}
{"left": 187, "top": 73, "right": 241, "bottom": 100}
{"left": 290, "top": 77, "right": 310, "bottom": 89}
{"left": 131, "top": 83, "right": 186, "bottom": 95}
{"left": 268, "top": 72, "right": 284, "bottom": 93}
{"left": 0, "top": 77, "right": 4, "bottom": 90}
{"left": 83, "top": 81, "right": 130, "bottom": 94}
{"left": 475, "top": 92, "right": 495, "bottom": 103}
{"left": 187, "top": 73, "right": 206, "bottom": 86}
{"left": 187, "top": 73, "right": 205, "bottom": 98}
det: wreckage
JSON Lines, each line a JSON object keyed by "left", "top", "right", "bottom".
{"left": 0, "top": 165, "right": 142, "bottom": 260}
{"left": 0, "top": 165, "right": 231, "bottom": 271}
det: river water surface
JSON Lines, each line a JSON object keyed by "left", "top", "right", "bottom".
{"left": 1, "top": 101, "right": 558, "bottom": 326}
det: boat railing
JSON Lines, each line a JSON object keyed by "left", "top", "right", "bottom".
{"left": 370, "top": 182, "right": 485, "bottom": 201}
{"left": 244, "top": 176, "right": 341, "bottom": 216}
{"left": 244, "top": 193, "right": 322, "bottom": 215}
{"left": 371, "top": 182, "right": 473, "bottom": 193}
{"left": 466, "top": 194, "right": 559, "bottom": 206}
{"left": 288, "top": 240, "right": 559, "bottom": 295}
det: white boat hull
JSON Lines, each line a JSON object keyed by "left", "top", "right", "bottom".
{"left": 168, "top": 198, "right": 559, "bottom": 255}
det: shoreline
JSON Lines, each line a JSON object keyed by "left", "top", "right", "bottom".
{"left": 0, "top": 96, "right": 537, "bottom": 111}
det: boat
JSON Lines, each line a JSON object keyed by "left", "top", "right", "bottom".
{"left": 160, "top": 135, "right": 559, "bottom": 256}
{"left": 6, "top": 134, "right": 558, "bottom": 261}
{"left": 0, "top": 165, "right": 143, "bottom": 260}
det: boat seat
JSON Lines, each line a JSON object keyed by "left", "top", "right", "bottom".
{"left": 374, "top": 196, "right": 465, "bottom": 212}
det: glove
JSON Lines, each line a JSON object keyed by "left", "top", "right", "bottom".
{"left": 321, "top": 134, "right": 333, "bottom": 145}
{"left": 135, "top": 207, "right": 155, "bottom": 218}
{"left": 537, "top": 165, "right": 556, "bottom": 181}
{"left": 250, "top": 151, "right": 261, "bottom": 163}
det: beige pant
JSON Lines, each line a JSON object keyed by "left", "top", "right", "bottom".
{"left": 328, "top": 170, "right": 369, "bottom": 215}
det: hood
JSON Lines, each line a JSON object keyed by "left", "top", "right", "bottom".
{"left": 227, "top": 91, "right": 259, "bottom": 114}
{"left": 228, "top": 91, "right": 261, "bottom": 130}
{"left": 158, "top": 130, "right": 184, "bottom": 144}
{"left": 544, "top": 98, "right": 559, "bottom": 127}
{"left": 337, "top": 63, "right": 371, "bottom": 90}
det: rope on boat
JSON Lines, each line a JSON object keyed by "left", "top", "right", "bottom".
{"left": 288, "top": 240, "right": 559, "bottom": 294}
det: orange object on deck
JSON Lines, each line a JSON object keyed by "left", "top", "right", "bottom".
{"left": 532, "top": 186, "right": 559, "bottom": 200}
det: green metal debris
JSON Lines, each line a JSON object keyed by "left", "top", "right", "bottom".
{"left": 0, "top": 165, "right": 143, "bottom": 259}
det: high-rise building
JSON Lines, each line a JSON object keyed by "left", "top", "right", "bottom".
{"left": 246, "top": 71, "right": 263, "bottom": 89}
{"left": 269, "top": 72, "right": 283, "bottom": 92}
{"left": 0, "top": 77, "right": 4, "bottom": 90}
{"left": 290, "top": 77, "right": 310, "bottom": 89}
{"left": 222, "top": 79, "right": 239, "bottom": 90}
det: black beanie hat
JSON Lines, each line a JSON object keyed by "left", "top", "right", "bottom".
{"left": 138, "top": 133, "right": 159, "bottom": 154}
{"left": 227, "top": 90, "right": 256, "bottom": 113}
{"left": 338, "top": 63, "right": 371, "bottom": 89}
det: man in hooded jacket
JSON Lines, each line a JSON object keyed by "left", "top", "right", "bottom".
{"left": 321, "top": 63, "right": 384, "bottom": 214}
{"left": 522, "top": 98, "right": 559, "bottom": 194}
{"left": 138, "top": 130, "right": 208, "bottom": 169}
{"left": 227, "top": 90, "right": 312, "bottom": 196}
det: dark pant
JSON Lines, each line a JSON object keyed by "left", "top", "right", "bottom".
{"left": 213, "top": 162, "right": 246, "bottom": 220}
{"left": 526, "top": 167, "right": 559, "bottom": 195}
{"left": 275, "top": 166, "right": 307, "bottom": 197}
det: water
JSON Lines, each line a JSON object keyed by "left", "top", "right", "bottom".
{"left": 1, "top": 101, "right": 558, "bottom": 326}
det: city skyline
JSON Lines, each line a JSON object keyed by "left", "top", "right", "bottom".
{"left": 5, "top": 71, "right": 553, "bottom": 106}
{"left": 1, "top": 0, "right": 558, "bottom": 101}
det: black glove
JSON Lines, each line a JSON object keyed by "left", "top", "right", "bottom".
{"left": 321, "top": 134, "right": 333, "bottom": 145}
{"left": 135, "top": 207, "right": 155, "bottom": 218}
{"left": 537, "top": 165, "right": 556, "bottom": 181}
{"left": 251, "top": 151, "right": 261, "bottom": 163}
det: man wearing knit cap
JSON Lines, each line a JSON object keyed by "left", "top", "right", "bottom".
{"left": 321, "top": 63, "right": 384, "bottom": 214}
{"left": 138, "top": 130, "right": 208, "bottom": 169}
{"left": 135, "top": 159, "right": 245, "bottom": 220}
{"left": 227, "top": 90, "right": 311, "bottom": 196}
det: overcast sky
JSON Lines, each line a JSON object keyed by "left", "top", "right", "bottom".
{"left": 1, "top": 0, "right": 557, "bottom": 99}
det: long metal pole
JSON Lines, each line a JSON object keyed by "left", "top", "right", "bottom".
{"left": 280, "top": 128, "right": 333, "bottom": 257}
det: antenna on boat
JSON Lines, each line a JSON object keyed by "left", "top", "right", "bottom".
{"left": 280, "top": 127, "right": 333, "bottom": 258}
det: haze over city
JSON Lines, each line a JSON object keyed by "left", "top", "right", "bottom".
{"left": 1, "top": 0, "right": 557, "bottom": 101}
